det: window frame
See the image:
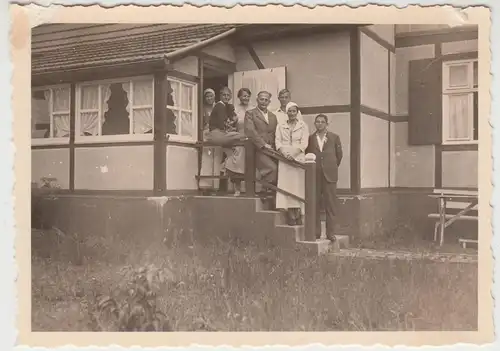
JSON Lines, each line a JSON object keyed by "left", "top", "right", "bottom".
{"left": 442, "top": 58, "right": 478, "bottom": 145}
{"left": 166, "top": 76, "right": 198, "bottom": 143}
{"left": 75, "top": 75, "right": 155, "bottom": 144}
{"left": 31, "top": 84, "right": 71, "bottom": 146}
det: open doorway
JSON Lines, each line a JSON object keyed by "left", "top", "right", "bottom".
{"left": 203, "top": 74, "right": 230, "bottom": 101}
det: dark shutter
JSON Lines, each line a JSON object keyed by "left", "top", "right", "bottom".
{"left": 408, "top": 58, "right": 442, "bottom": 145}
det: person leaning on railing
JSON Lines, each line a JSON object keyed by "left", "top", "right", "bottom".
{"left": 275, "top": 102, "right": 309, "bottom": 226}
{"left": 243, "top": 91, "right": 279, "bottom": 203}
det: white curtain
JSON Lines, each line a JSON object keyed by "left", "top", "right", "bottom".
{"left": 448, "top": 94, "right": 470, "bottom": 140}
{"left": 180, "top": 112, "right": 194, "bottom": 137}
{"left": 51, "top": 88, "right": 71, "bottom": 137}
{"left": 80, "top": 85, "right": 100, "bottom": 136}
{"left": 132, "top": 80, "right": 153, "bottom": 134}
{"left": 53, "top": 115, "right": 70, "bottom": 137}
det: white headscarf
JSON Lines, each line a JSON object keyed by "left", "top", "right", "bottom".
{"left": 204, "top": 88, "right": 215, "bottom": 97}
{"left": 285, "top": 101, "right": 298, "bottom": 112}
{"left": 285, "top": 102, "right": 300, "bottom": 121}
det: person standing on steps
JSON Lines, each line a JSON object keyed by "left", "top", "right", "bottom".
{"left": 224, "top": 88, "right": 253, "bottom": 196}
{"left": 274, "top": 89, "right": 303, "bottom": 125}
{"left": 275, "top": 102, "right": 309, "bottom": 226}
{"left": 244, "top": 91, "right": 278, "bottom": 208}
{"left": 305, "top": 114, "right": 343, "bottom": 243}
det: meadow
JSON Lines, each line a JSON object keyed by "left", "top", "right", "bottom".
{"left": 31, "top": 229, "right": 478, "bottom": 332}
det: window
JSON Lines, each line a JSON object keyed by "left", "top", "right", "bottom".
{"left": 76, "top": 76, "right": 154, "bottom": 142}
{"left": 442, "top": 59, "right": 478, "bottom": 144}
{"left": 33, "top": 76, "right": 199, "bottom": 144}
{"left": 166, "top": 78, "right": 197, "bottom": 141}
{"left": 31, "top": 85, "right": 70, "bottom": 144}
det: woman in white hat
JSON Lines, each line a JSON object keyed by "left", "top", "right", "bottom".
{"left": 275, "top": 101, "right": 309, "bottom": 225}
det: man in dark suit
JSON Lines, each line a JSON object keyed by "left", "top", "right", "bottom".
{"left": 305, "top": 114, "right": 343, "bottom": 242}
{"left": 244, "top": 91, "right": 279, "bottom": 193}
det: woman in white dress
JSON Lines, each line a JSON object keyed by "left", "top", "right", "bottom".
{"left": 224, "top": 88, "right": 253, "bottom": 196}
{"left": 275, "top": 102, "right": 309, "bottom": 226}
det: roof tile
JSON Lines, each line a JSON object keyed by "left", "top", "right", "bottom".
{"left": 32, "top": 24, "right": 240, "bottom": 74}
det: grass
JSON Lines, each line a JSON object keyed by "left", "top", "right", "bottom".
{"left": 349, "top": 221, "right": 479, "bottom": 255}
{"left": 31, "top": 229, "right": 478, "bottom": 332}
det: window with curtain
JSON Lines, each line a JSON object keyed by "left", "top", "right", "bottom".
{"left": 166, "top": 77, "right": 197, "bottom": 140}
{"left": 31, "top": 85, "right": 71, "bottom": 140}
{"left": 442, "top": 59, "right": 478, "bottom": 144}
{"left": 76, "top": 76, "right": 154, "bottom": 138}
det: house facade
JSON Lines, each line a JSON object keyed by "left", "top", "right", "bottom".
{"left": 31, "top": 23, "right": 479, "bottom": 246}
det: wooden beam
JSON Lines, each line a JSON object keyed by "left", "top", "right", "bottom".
{"left": 434, "top": 43, "right": 443, "bottom": 190}
{"left": 350, "top": 27, "right": 361, "bottom": 194}
{"left": 244, "top": 43, "right": 265, "bottom": 69}
{"left": 69, "top": 83, "right": 76, "bottom": 192}
{"left": 153, "top": 67, "right": 168, "bottom": 195}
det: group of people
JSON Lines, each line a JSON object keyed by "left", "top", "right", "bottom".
{"left": 200, "top": 87, "right": 343, "bottom": 242}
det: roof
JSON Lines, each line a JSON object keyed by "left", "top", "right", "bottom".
{"left": 32, "top": 24, "right": 242, "bottom": 75}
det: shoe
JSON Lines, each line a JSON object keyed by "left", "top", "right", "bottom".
{"left": 234, "top": 191, "right": 241, "bottom": 197}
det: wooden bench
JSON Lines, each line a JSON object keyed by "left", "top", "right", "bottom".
{"left": 428, "top": 189, "right": 478, "bottom": 248}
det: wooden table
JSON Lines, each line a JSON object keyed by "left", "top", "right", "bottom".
{"left": 428, "top": 192, "right": 478, "bottom": 247}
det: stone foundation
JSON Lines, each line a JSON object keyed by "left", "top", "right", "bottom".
{"left": 31, "top": 189, "right": 478, "bottom": 254}
{"left": 31, "top": 192, "right": 196, "bottom": 249}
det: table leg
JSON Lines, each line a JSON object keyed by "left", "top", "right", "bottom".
{"left": 439, "top": 197, "right": 447, "bottom": 246}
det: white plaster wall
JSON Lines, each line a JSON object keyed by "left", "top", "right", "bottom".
{"left": 234, "top": 31, "right": 351, "bottom": 107}
{"left": 172, "top": 56, "right": 199, "bottom": 77}
{"left": 389, "top": 122, "right": 396, "bottom": 187}
{"left": 166, "top": 145, "right": 199, "bottom": 190}
{"left": 442, "top": 150, "right": 478, "bottom": 188}
{"left": 360, "top": 32, "right": 389, "bottom": 113}
{"left": 389, "top": 51, "right": 396, "bottom": 115}
{"left": 393, "top": 122, "right": 435, "bottom": 187}
{"left": 360, "top": 114, "right": 389, "bottom": 188}
{"left": 74, "top": 145, "right": 154, "bottom": 190}
{"left": 32, "top": 149, "right": 70, "bottom": 189}
{"left": 202, "top": 40, "right": 236, "bottom": 62}
{"left": 366, "top": 24, "right": 395, "bottom": 45}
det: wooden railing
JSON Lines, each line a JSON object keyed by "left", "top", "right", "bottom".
{"left": 195, "top": 137, "right": 317, "bottom": 242}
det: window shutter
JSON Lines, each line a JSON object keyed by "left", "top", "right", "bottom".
{"left": 408, "top": 58, "right": 442, "bottom": 145}
{"left": 230, "top": 66, "right": 286, "bottom": 112}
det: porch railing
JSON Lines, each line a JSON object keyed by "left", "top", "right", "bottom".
{"left": 195, "top": 138, "right": 317, "bottom": 242}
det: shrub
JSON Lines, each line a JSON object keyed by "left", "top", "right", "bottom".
{"left": 92, "top": 264, "right": 174, "bottom": 331}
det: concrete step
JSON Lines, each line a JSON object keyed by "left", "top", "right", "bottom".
{"left": 258, "top": 210, "right": 288, "bottom": 226}
{"left": 296, "top": 239, "right": 336, "bottom": 256}
{"left": 334, "top": 235, "right": 350, "bottom": 249}
{"left": 294, "top": 235, "right": 350, "bottom": 256}
{"left": 275, "top": 224, "right": 305, "bottom": 242}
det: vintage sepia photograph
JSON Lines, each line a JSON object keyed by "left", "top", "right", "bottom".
{"left": 12, "top": 3, "right": 492, "bottom": 347}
